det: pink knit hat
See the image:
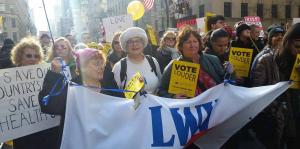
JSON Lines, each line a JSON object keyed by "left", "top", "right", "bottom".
{"left": 73, "top": 48, "right": 100, "bottom": 70}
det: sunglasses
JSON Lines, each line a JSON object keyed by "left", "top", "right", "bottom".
{"left": 165, "top": 37, "right": 176, "bottom": 41}
{"left": 25, "top": 54, "right": 40, "bottom": 59}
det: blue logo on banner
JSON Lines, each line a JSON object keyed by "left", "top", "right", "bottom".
{"left": 149, "top": 100, "right": 216, "bottom": 147}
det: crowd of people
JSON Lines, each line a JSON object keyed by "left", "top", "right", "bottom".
{"left": 0, "top": 14, "right": 300, "bottom": 149}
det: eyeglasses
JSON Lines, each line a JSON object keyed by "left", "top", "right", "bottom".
{"left": 113, "top": 41, "right": 120, "bottom": 45}
{"left": 54, "top": 44, "right": 67, "bottom": 49}
{"left": 127, "top": 39, "right": 143, "bottom": 45}
{"left": 165, "top": 37, "right": 176, "bottom": 41}
{"left": 25, "top": 54, "right": 40, "bottom": 59}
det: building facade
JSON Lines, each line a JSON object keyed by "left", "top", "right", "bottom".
{"left": 191, "top": 0, "right": 300, "bottom": 29}
{"left": 0, "top": 0, "right": 35, "bottom": 43}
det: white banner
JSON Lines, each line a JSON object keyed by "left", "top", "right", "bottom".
{"left": 61, "top": 82, "right": 290, "bottom": 149}
{"left": 102, "top": 14, "right": 133, "bottom": 42}
{"left": 0, "top": 64, "right": 60, "bottom": 142}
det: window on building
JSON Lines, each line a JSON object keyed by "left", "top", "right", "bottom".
{"left": 241, "top": 3, "right": 248, "bottom": 17}
{"left": 13, "top": 32, "right": 17, "bottom": 42}
{"left": 0, "top": 4, "right": 5, "bottom": 12}
{"left": 199, "top": 5, "right": 204, "bottom": 17}
{"left": 272, "top": 5, "right": 278, "bottom": 18}
{"left": 257, "top": 4, "right": 263, "bottom": 18}
{"left": 224, "top": 2, "right": 232, "bottom": 17}
{"left": 11, "top": 18, "right": 16, "bottom": 28}
{"left": 285, "top": 5, "right": 291, "bottom": 18}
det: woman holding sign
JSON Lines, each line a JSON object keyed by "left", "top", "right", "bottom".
{"left": 251, "top": 23, "right": 300, "bottom": 149}
{"left": 10, "top": 37, "right": 55, "bottom": 149}
{"left": 158, "top": 26, "right": 225, "bottom": 99}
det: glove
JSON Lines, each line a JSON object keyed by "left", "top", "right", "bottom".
{"left": 224, "top": 61, "right": 234, "bottom": 74}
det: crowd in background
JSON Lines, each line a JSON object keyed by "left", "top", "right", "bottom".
{"left": 0, "top": 14, "right": 300, "bottom": 149}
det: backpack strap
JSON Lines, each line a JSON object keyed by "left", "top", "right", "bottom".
{"left": 120, "top": 57, "right": 127, "bottom": 89}
{"left": 145, "top": 55, "right": 158, "bottom": 76}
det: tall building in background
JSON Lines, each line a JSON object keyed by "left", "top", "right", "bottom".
{"left": 0, "top": 0, "right": 35, "bottom": 43}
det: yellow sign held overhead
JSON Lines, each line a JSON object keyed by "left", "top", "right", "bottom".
{"left": 124, "top": 72, "right": 145, "bottom": 99}
{"left": 229, "top": 47, "right": 253, "bottom": 77}
{"left": 168, "top": 60, "right": 200, "bottom": 97}
{"left": 0, "top": 16, "right": 3, "bottom": 33}
{"left": 289, "top": 54, "right": 300, "bottom": 89}
{"left": 146, "top": 24, "right": 158, "bottom": 46}
{"left": 205, "top": 12, "right": 216, "bottom": 17}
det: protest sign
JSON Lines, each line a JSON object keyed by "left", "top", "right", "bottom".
{"left": 229, "top": 47, "right": 253, "bottom": 77}
{"left": 168, "top": 60, "right": 200, "bottom": 97}
{"left": 293, "top": 18, "right": 300, "bottom": 25}
{"left": 244, "top": 16, "right": 263, "bottom": 30}
{"left": 0, "top": 64, "right": 60, "bottom": 142}
{"left": 102, "top": 14, "right": 133, "bottom": 42}
{"left": 146, "top": 24, "right": 158, "bottom": 46}
{"left": 124, "top": 72, "right": 145, "bottom": 99}
{"left": 196, "top": 17, "right": 206, "bottom": 34}
{"left": 289, "top": 54, "right": 300, "bottom": 89}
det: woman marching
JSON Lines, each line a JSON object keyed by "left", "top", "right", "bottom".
{"left": 39, "top": 48, "right": 122, "bottom": 148}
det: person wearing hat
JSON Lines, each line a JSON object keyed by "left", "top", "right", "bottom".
{"left": 39, "top": 48, "right": 122, "bottom": 148}
{"left": 231, "top": 23, "right": 259, "bottom": 87}
{"left": 250, "top": 24, "right": 284, "bottom": 78}
{"left": 251, "top": 23, "right": 300, "bottom": 149}
{"left": 112, "top": 27, "right": 162, "bottom": 94}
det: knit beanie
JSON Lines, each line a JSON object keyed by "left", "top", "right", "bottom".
{"left": 74, "top": 48, "right": 101, "bottom": 70}
{"left": 236, "top": 24, "right": 250, "bottom": 37}
{"left": 267, "top": 24, "right": 284, "bottom": 40}
{"left": 119, "top": 27, "right": 148, "bottom": 51}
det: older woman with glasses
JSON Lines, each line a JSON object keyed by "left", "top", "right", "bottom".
{"left": 47, "top": 37, "right": 76, "bottom": 78}
{"left": 11, "top": 37, "right": 44, "bottom": 67}
{"left": 112, "top": 27, "right": 162, "bottom": 94}
{"left": 156, "top": 31, "right": 180, "bottom": 72}
{"left": 10, "top": 37, "right": 58, "bottom": 149}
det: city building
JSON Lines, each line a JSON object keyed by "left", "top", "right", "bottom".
{"left": 0, "top": 0, "right": 35, "bottom": 43}
{"left": 191, "top": 0, "right": 300, "bottom": 29}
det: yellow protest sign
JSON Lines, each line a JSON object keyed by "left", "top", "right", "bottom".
{"left": 146, "top": 24, "right": 158, "bottom": 46}
{"left": 0, "top": 16, "right": 3, "bottom": 33}
{"left": 168, "top": 60, "right": 200, "bottom": 97}
{"left": 289, "top": 54, "right": 300, "bottom": 89}
{"left": 205, "top": 12, "right": 216, "bottom": 17}
{"left": 124, "top": 72, "right": 145, "bottom": 99}
{"left": 229, "top": 47, "right": 253, "bottom": 77}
